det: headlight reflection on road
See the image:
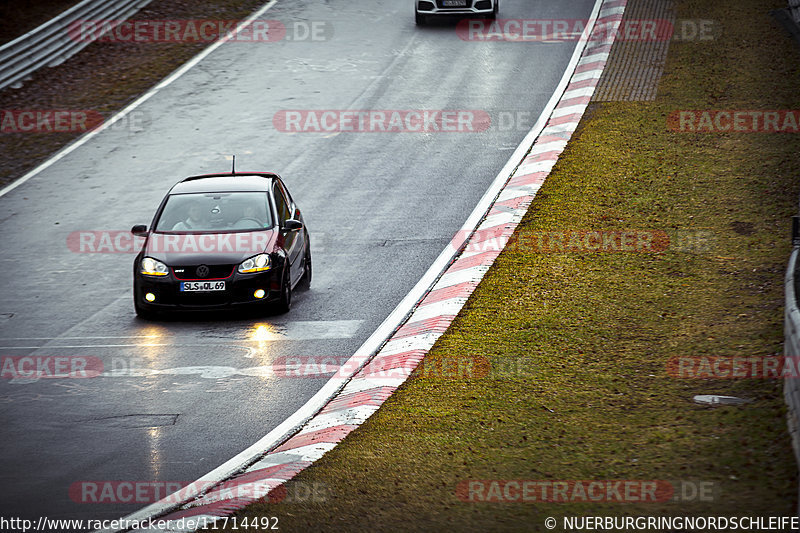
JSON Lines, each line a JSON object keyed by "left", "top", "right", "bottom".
{"left": 134, "top": 325, "right": 170, "bottom": 362}
{"left": 137, "top": 326, "right": 168, "bottom": 344}
{"left": 247, "top": 325, "right": 283, "bottom": 378}
{"left": 250, "top": 324, "right": 283, "bottom": 345}
{"left": 147, "top": 426, "right": 164, "bottom": 481}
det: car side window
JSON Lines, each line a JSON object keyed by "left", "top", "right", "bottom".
{"left": 276, "top": 181, "right": 298, "bottom": 219}
{"left": 273, "top": 183, "right": 291, "bottom": 223}
{"left": 278, "top": 181, "right": 294, "bottom": 207}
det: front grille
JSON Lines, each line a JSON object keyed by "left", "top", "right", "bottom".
{"left": 177, "top": 291, "right": 230, "bottom": 306}
{"left": 436, "top": 0, "right": 471, "bottom": 8}
{"left": 172, "top": 264, "right": 235, "bottom": 280}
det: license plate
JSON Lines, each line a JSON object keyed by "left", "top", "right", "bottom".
{"left": 180, "top": 281, "right": 226, "bottom": 292}
{"left": 443, "top": 0, "right": 467, "bottom": 6}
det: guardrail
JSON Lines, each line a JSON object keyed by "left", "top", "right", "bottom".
{"left": 0, "top": 0, "right": 153, "bottom": 91}
{"left": 791, "top": 0, "right": 800, "bottom": 24}
{"left": 785, "top": 221, "right": 800, "bottom": 512}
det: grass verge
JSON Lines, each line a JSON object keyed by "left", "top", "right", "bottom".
{"left": 212, "top": 0, "right": 800, "bottom": 530}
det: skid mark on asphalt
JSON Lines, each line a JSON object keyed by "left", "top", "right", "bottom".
{"left": 81, "top": 414, "right": 179, "bottom": 428}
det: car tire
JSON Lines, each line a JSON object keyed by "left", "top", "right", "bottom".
{"left": 299, "top": 243, "right": 312, "bottom": 290}
{"left": 488, "top": 3, "right": 497, "bottom": 19}
{"left": 275, "top": 266, "right": 292, "bottom": 313}
{"left": 415, "top": 10, "right": 425, "bottom": 25}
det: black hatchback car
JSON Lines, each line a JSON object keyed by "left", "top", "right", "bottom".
{"left": 131, "top": 172, "right": 310, "bottom": 318}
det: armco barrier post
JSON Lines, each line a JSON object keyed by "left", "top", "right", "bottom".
{"left": 785, "top": 216, "right": 800, "bottom": 515}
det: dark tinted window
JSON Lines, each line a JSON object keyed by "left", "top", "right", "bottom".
{"left": 273, "top": 184, "right": 291, "bottom": 223}
{"left": 154, "top": 192, "right": 273, "bottom": 232}
{"left": 276, "top": 180, "right": 300, "bottom": 220}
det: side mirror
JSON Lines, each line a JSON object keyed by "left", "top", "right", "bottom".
{"left": 131, "top": 224, "right": 148, "bottom": 237}
{"left": 282, "top": 219, "right": 303, "bottom": 231}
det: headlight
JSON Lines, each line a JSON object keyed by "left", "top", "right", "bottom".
{"left": 238, "top": 253, "right": 271, "bottom": 273}
{"left": 140, "top": 257, "right": 169, "bottom": 276}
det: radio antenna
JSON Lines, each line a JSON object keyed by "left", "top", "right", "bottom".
{"left": 231, "top": 155, "right": 236, "bottom": 175}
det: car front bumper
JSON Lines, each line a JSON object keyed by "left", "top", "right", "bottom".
{"left": 134, "top": 268, "right": 282, "bottom": 312}
{"left": 416, "top": 0, "right": 495, "bottom": 16}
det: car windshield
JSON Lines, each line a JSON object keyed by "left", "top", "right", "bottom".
{"left": 154, "top": 192, "right": 274, "bottom": 233}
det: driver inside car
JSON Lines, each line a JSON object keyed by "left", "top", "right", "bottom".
{"left": 230, "top": 203, "right": 266, "bottom": 230}
{"left": 171, "top": 201, "right": 206, "bottom": 231}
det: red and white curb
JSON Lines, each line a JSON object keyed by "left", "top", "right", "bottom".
{"left": 107, "top": 0, "right": 627, "bottom": 530}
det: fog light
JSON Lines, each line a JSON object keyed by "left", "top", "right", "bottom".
{"left": 254, "top": 289, "right": 266, "bottom": 299}
{"left": 145, "top": 292, "right": 156, "bottom": 302}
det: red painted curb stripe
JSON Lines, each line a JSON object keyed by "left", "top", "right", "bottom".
{"left": 321, "top": 387, "right": 398, "bottom": 413}
{"left": 446, "top": 250, "right": 503, "bottom": 272}
{"left": 507, "top": 172, "right": 549, "bottom": 187}
{"left": 522, "top": 149, "right": 563, "bottom": 163}
{"left": 394, "top": 314, "right": 461, "bottom": 338}
{"left": 557, "top": 95, "right": 593, "bottom": 109}
{"left": 272, "top": 425, "right": 360, "bottom": 454}
{"left": 548, "top": 113, "right": 583, "bottom": 126}
{"left": 575, "top": 60, "right": 605, "bottom": 73}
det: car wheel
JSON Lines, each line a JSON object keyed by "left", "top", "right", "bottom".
{"left": 488, "top": 2, "right": 497, "bottom": 19}
{"left": 275, "top": 266, "right": 292, "bottom": 313}
{"left": 415, "top": 10, "right": 425, "bottom": 25}
{"left": 300, "top": 244, "right": 312, "bottom": 290}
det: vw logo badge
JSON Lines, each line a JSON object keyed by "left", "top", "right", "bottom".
{"left": 196, "top": 265, "right": 210, "bottom": 278}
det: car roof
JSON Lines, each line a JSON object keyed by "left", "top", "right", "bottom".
{"left": 169, "top": 172, "right": 280, "bottom": 194}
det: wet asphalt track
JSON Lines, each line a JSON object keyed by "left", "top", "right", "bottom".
{"left": 0, "top": 0, "right": 595, "bottom": 524}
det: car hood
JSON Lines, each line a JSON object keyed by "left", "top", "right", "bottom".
{"left": 143, "top": 230, "right": 279, "bottom": 265}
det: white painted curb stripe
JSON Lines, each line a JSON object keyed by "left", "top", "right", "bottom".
{"left": 246, "top": 443, "right": 339, "bottom": 471}
{"left": 551, "top": 104, "right": 589, "bottom": 118}
{"left": 341, "top": 377, "right": 407, "bottom": 395}
{"left": 572, "top": 69, "right": 605, "bottom": 83}
{"left": 437, "top": 266, "right": 491, "bottom": 289}
{"left": 377, "top": 333, "right": 440, "bottom": 357}
{"left": 562, "top": 86, "right": 598, "bottom": 100}
{"left": 297, "top": 406, "right": 380, "bottom": 435}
